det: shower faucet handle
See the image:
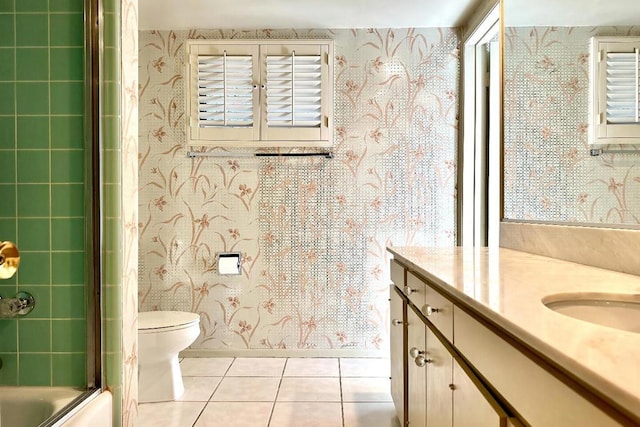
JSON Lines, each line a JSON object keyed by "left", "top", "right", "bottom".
{"left": 0, "top": 291, "right": 35, "bottom": 318}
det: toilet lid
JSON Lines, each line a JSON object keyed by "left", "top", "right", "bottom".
{"left": 138, "top": 311, "right": 200, "bottom": 331}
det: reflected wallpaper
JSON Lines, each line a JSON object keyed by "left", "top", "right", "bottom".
{"left": 138, "top": 28, "right": 459, "bottom": 351}
{"left": 504, "top": 26, "right": 640, "bottom": 225}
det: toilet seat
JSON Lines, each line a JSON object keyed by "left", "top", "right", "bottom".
{"left": 139, "top": 311, "right": 200, "bottom": 333}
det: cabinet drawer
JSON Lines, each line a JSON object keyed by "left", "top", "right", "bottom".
{"left": 422, "top": 284, "right": 453, "bottom": 342}
{"left": 390, "top": 259, "right": 405, "bottom": 288}
{"left": 454, "top": 307, "right": 620, "bottom": 427}
{"left": 405, "top": 272, "right": 426, "bottom": 307}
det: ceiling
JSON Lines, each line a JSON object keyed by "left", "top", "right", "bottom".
{"left": 505, "top": 0, "right": 640, "bottom": 26}
{"left": 138, "top": 0, "right": 483, "bottom": 30}
{"left": 139, "top": 1, "right": 640, "bottom": 36}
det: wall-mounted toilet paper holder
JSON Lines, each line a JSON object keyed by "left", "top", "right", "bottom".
{"left": 217, "top": 252, "right": 242, "bottom": 275}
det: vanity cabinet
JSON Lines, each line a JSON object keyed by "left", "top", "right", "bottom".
{"left": 392, "top": 262, "right": 508, "bottom": 427}
{"left": 425, "top": 307, "right": 509, "bottom": 427}
{"left": 390, "top": 256, "right": 625, "bottom": 427}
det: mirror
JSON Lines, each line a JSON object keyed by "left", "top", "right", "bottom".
{"left": 502, "top": 0, "right": 640, "bottom": 226}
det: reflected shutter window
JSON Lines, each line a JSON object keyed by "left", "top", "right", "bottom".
{"left": 605, "top": 50, "right": 640, "bottom": 124}
{"left": 589, "top": 36, "right": 640, "bottom": 144}
{"left": 197, "top": 53, "right": 254, "bottom": 127}
{"left": 266, "top": 53, "right": 322, "bottom": 128}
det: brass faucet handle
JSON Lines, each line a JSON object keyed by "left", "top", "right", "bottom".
{"left": 0, "top": 241, "right": 20, "bottom": 279}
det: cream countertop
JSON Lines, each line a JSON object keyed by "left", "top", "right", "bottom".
{"left": 388, "top": 246, "right": 640, "bottom": 422}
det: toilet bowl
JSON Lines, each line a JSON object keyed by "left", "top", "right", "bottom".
{"left": 138, "top": 311, "right": 200, "bottom": 403}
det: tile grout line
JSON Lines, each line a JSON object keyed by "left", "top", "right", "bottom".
{"left": 190, "top": 357, "right": 237, "bottom": 426}
{"left": 190, "top": 375, "right": 224, "bottom": 427}
{"left": 339, "top": 358, "right": 346, "bottom": 427}
{"left": 266, "top": 356, "right": 288, "bottom": 427}
{"left": 12, "top": 3, "right": 20, "bottom": 386}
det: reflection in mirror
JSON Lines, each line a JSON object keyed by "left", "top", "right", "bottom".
{"left": 502, "top": 0, "right": 640, "bottom": 226}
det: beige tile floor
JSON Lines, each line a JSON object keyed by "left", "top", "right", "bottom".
{"left": 138, "top": 357, "right": 401, "bottom": 427}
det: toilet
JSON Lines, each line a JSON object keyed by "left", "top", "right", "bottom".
{"left": 138, "top": 311, "right": 201, "bottom": 403}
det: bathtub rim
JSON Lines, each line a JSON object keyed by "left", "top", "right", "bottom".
{"left": 39, "top": 387, "right": 102, "bottom": 427}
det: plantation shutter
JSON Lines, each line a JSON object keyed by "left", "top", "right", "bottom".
{"left": 186, "top": 40, "right": 332, "bottom": 147}
{"left": 197, "top": 53, "right": 254, "bottom": 127}
{"left": 590, "top": 37, "right": 640, "bottom": 144}
{"left": 261, "top": 43, "right": 330, "bottom": 142}
{"left": 266, "top": 53, "right": 323, "bottom": 128}
{"left": 187, "top": 43, "right": 260, "bottom": 142}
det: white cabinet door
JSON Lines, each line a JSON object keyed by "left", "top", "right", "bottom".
{"left": 426, "top": 328, "right": 452, "bottom": 427}
{"left": 452, "top": 356, "right": 507, "bottom": 427}
{"left": 390, "top": 285, "right": 406, "bottom": 425}
{"left": 454, "top": 306, "right": 619, "bottom": 427}
{"left": 407, "top": 306, "right": 426, "bottom": 427}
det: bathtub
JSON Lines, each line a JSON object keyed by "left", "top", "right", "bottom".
{"left": 0, "top": 387, "right": 111, "bottom": 427}
{"left": 0, "top": 387, "right": 82, "bottom": 426}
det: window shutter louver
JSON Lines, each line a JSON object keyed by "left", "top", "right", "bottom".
{"left": 197, "top": 53, "right": 254, "bottom": 128}
{"left": 605, "top": 51, "right": 640, "bottom": 124}
{"left": 266, "top": 54, "right": 323, "bottom": 128}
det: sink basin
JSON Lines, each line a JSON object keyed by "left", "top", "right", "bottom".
{"left": 543, "top": 293, "right": 640, "bottom": 333}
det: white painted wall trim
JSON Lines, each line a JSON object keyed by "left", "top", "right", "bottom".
{"left": 460, "top": 3, "right": 500, "bottom": 247}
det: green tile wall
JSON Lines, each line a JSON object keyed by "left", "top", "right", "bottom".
{"left": 100, "top": 0, "right": 123, "bottom": 422}
{"left": 0, "top": 0, "right": 86, "bottom": 387}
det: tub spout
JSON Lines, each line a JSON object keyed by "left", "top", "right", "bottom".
{"left": 0, "top": 292, "right": 35, "bottom": 318}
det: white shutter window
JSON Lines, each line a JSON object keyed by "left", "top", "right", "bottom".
{"left": 186, "top": 39, "right": 332, "bottom": 147}
{"left": 197, "top": 53, "right": 254, "bottom": 128}
{"left": 266, "top": 53, "right": 323, "bottom": 128}
{"left": 589, "top": 36, "right": 640, "bottom": 145}
{"left": 605, "top": 51, "right": 639, "bottom": 124}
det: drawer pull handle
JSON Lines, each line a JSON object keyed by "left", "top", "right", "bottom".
{"left": 415, "top": 354, "right": 431, "bottom": 367}
{"left": 409, "top": 347, "right": 421, "bottom": 358}
{"left": 409, "top": 347, "right": 431, "bottom": 367}
{"left": 404, "top": 285, "right": 419, "bottom": 295}
{"left": 391, "top": 319, "right": 404, "bottom": 326}
{"left": 423, "top": 304, "right": 440, "bottom": 316}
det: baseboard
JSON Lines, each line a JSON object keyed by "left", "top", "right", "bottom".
{"left": 179, "top": 348, "right": 387, "bottom": 358}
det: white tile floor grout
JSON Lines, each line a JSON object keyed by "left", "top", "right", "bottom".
{"left": 138, "top": 357, "right": 401, "bottom": 427}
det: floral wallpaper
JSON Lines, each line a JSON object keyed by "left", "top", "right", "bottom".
{"left": 138, "top": 28, "right": 459, "bottom": 352}
{"left": 120, "top": 0, "right": 138, "bottom": 424}
{"left": 504, "top": 26, "right": 640, "bottom": 225}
